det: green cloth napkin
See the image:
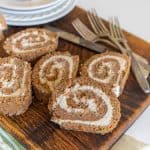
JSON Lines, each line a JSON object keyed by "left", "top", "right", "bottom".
{"left": 0, "top": 128, "right": 25, "bottom": 150}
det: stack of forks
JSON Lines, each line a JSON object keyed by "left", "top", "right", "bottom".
{"left": 72, "top": 9, "right": 150, "bottom": 93}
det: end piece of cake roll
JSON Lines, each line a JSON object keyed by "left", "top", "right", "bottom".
{"left": 80, "top": 51, "right": 131, "bottom": 97}
{"left": 48, "top": 77, "right": 121, "bottom": 134}
{"left": 32, "top": 51, "right": 79, "bottom": 104}
{"left": 0, "top": 57, "right": 32, "bottom": 116}
{"left": 3, "top": 28, "right": 58, "bottom": 62}
{"left": 0, "top": 14, "right": 7, "bottom": 41}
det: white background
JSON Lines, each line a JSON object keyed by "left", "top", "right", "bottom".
{"left": 77, "top": 0, "right": 150, "bottom": 42}
{"left": 77, "top": 0, "right": 150, "bottom": 144}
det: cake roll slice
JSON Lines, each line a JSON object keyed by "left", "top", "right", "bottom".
{"left": 0, "top": 57, "right": 32, "bottom": 116}
{"left": 80, "top": 51, "right": 131, "bottom": 97}
{"left": 0, "top": 14, "right": 7, "bottom": 31}
{"left": 0, "top": 14, "right": 7, "bottom": 41}
{"left": 3, "top": 28, "right": 58, "bottom": 62}
{"left": 32, "top": 51, "right": 79, "bottom": 104}
{"left": 48, "top": 78, "right": 121, "bottom": 134}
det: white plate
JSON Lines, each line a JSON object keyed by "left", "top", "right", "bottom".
{"left": 0, "top": 0, "right": 62, "bottom": 11}
{"left": 0, "top": 0, "right": 65, "bottom": 14}
{"left": 5, "top": 0, "right": 70, "bottom": 22}
{"left": 6, "top": 0, "right": 76, "bottom": 26}
{"left": 4, "top": 0, "right": 69, "bottom": 21}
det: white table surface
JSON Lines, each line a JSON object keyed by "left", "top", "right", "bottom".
{"left": 77, "top": 0, "right": 150, "bottom": 145}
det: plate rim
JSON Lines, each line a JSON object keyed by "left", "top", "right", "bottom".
{"left": 7, "top": 0, "right": 76, "bottom": 26}
{"left": 4, "top": 0, "right": 69, "bottom": 21}
{"left": 0, "top": 0, "right": 66, "bottom": 14}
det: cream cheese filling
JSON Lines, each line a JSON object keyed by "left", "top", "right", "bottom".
{"left": 0, "top": 59, "right": 28, "bottom": 97}
{"left": 39, "top": 55, "right": 74, "bottom": 88}
{"left": 88, "top": 55, "right": 127, "bottom": 96}
{"left": 52, "top": 83, "right": 113, "bottom": 126}
{"left": 11, "top": 31, "right": 50, "bottom": 53}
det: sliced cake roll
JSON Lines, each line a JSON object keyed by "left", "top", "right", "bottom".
{"left": 3, "top": 28, "right": 58, "bottom": 62}
{"left": 0, "top": 57, "right": 32, "bottom": 116}
{"left": 0, "top": 14, "right": 7, "bottom": 31}
{"left": 0, "top": 14, "right": 7, "bottom": 41}
{"left": 32, "top": 51, "right": 79, "bottom": 104}
{"left": 80, "top": 51, "right": 131, "bottom": 97}
{"left": 48, "top": 77, "right": 121, "bottom": 134}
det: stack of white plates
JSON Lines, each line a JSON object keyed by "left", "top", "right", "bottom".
{"left": 0, "top": 0, "right": 76, "bottom": 26}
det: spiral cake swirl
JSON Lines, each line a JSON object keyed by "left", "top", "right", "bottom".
{"left": 32, "top": 51, "right": 79, "bottom": 104}
{"left": 3, "top": 28, "right": 58, "bottom": 62}
{"left": 0, "top": 57, "right": 32, "bottom": 116}
{"left": 81, "top": 52, "right": 131, "bottom": 97}
{"left": 48, "top": 78, "right": 121, "bottom": 134}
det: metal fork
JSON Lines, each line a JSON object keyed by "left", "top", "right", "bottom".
{"left": 73, "top": 17, "right": 150, "bottom": 93}
{"left": 87, "top": 9, "right": 150, "bottom": 67}
{"left": 72, "top": 18, "right": 150, "bottom": 77}
{"left": 72, "top": 18, "right": 116, "bottom": 48}
{"left": 87, "top": 8, "right": 109, "bottom": 37}
{"left": 109, "top": 17, "right": 150, "bottom": 93}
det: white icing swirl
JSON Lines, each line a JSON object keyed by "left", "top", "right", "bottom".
{"left": 39, "top": 55, "right": 74, "bottom": 88}
{"left": 11, "top": 30, "right": 50, "bottom": 53}
{"left": 0, "top": 58, "right": 28, "bottom": 97}
{"left": 88, "top": 55, "right": 127, "bottom": 96}
{"left": 52, "top": 83, "right": 113, "bottom": 126}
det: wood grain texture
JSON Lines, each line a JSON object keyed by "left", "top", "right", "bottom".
{"left": 0, "top": 7, "right": 150, "bottom": 150}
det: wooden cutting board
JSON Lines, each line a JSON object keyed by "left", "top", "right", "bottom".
{"left": 0, "top": 7, "right": 150, "bottom": 150}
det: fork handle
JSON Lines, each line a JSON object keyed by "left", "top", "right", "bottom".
{"left": 112, "top": 38, "right": 150, "bottom": 93}
{"left": 125, "top": 43, "right": 150, "bottom": 72}
{"left": 128, "top": 50, "right": 150, "bottom": 93}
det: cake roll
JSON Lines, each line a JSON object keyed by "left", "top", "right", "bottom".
{"left": 0, "top": 57, "right": 32, "bottom": 116}
{"left": 48, "top": 78, "right": 121, "bottom": 134}
{"left": 0, "top": 14, "right": 7, "bottom": 41}
{"left": 80, "top": 51, "right": 131, "bottom": 97}
{"left": 3, "top": 28, "right": 58, "bottom": 62}
{"left": 32, "top": 51, "right": 79, "bottom": 104}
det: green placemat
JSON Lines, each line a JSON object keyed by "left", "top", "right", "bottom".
{"left": 0, "top": 128, "right": 25, "bottom": 150}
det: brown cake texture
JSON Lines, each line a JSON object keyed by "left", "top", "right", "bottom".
{"left": 0, "top": 14, "right": 7, "bottom": 30}
{"left": 32, "top": 51, "right": 79, "bottom": 104}
{"left": 0, "top": 57, "right": 32, "bottom": 116}
{"left": 48, "top": 77, "right": 121, "bottom": 134}
{"left": 80, "top": 51, "right": 131, "bottom": 97}
{"left": 0, "top": 14, "right": 7, "bottom": 41}
{"left": 3, "top": 28, "right": 58, "bottom": 62}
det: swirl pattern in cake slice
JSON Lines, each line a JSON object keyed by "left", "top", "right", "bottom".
{"left": 0, "top": 57, "right": 32, "bottom": 116}
{"left": 80, "top": 51, "right": 131, "bottom": 97}
{"left": 48, "top": 78, "right": 121, "bottom": 134}
{"left": 3, "top": 28, "right": 58, "bottom": 62}
{"left": 32, "top": 51, "right": 79, "bottom": 104}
